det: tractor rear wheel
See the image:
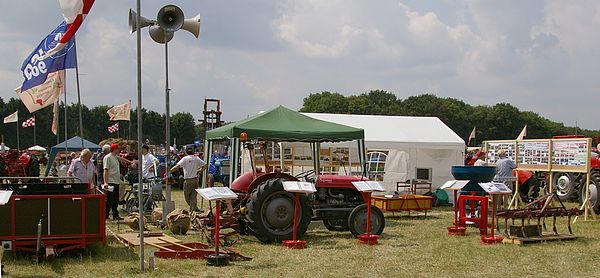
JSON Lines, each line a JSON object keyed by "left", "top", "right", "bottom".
{"left": 579, "top": 172, "right": 600, "bottom": 214}
{"left": 348, "top": 204, "right": 385, "bottom": 237}
{"left": 246, "top": 178, "right": 311, "bottom": 243}
{"left": 323, "top": 218, "right": 350, "bottom": 231}
{"left": 519, "top": 174, "right": 540, "bottom": 203}
{"left": 554, "top": 172, "right": 579, "bottom": 201}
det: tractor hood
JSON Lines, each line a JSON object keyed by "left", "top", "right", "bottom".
{"left": 315, "top": 175, "right": 364, "bottom": 189}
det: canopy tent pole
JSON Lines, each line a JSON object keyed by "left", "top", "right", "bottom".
{"left": 311, "top": 142, "right": 320, "bottom": 176}
{"left": 357, "top": 139, "right": 366, "bottom": 178}
{"left": 230, "top": 138, "right": 240, "bottom": 181}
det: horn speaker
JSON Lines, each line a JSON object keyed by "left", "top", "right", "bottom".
{"left": 156, "top": 5, "right": 184, "bottom": 32}
{"left": 128, "top": 9, "right": 155, "bottom": 34}
{"left": 182, "top": 14, "right": 201, "bottom": 38}
{"left": 149, "top": 26, "right": 174, "bottom": 44}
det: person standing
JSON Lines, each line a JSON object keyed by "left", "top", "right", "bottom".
{"left": 141, "top": 144, "right": 159, "bottom": 179}
{"left": 170, "top": 146, "right": 207, "bottom": 212}
{"left": 103, "top": 144, "right": 123, "bottom": 220}
{"left": 95, "top": 144, "right": 111, "bottom": 186}
{"left": 67, "top": 149, "right": 96, "bottom": 192}
{"left": 496, "top": 149, "right": 516, "bottom": 208}
{"left": 473, "top": 151, "right": 488, "bottom": 166}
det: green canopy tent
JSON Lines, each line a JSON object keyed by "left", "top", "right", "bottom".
{"left": 204, "top": 105, "right": 367, "bottom": 184}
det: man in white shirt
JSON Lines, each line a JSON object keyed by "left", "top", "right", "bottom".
{"left": 170, "top": 146, "right": 207, "bottom": 212}
{"left": 141, "top": 144, "right": 159, "bottom": 179}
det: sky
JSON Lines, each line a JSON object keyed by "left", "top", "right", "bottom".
{"left": 1, "top": 1, "right": 599, "bottom": 129}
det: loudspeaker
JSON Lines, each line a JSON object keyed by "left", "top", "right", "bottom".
{"left": 129, "top": 9, "right": 155, "bottom": 34}
{"left": 182, "top": 14, "right": 201, "bottom": 38}
{"left": 149, "top": 26, "right": 174, "bottom": 44}
{"left": 157, "top": 5, "right": 184, "bottom": 32}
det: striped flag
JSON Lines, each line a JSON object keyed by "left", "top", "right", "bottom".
{"left": 22, "top": 116, "right": 35, "bottom": 128}
{"left": 108, "top": 122, "right": 119, "bottom": 133}
{"left": 42, "top": 0, "right": 95, "bottom": 59}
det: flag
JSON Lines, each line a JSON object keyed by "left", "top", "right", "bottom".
{"left": 51, "top": 101, "right": 59, "bottom": 135}
{"left": 16, "top": 70, "right": 66, "bottom": 113}
{"left": 41, "top": 0, "right": 95, "bottom": 59}
{"left": 467, "top": 127, "right": 476, "bottom": 145}
{"left": 108, "top": 123, "right": 119, "bottom": 133}
{"left": 107, "top": 101, "right": 131, "bottom": 121}
{"left": 4, "top": 111, "right": 18, "bottom": 124}
{"left": 22, "top": 116, "right": 35, "bottom": 128}
{"left": 517, "top": 125, "right": 527, "bottom": 140}
{"left": 20, "top": 22, "right": 76, "bottom": 92}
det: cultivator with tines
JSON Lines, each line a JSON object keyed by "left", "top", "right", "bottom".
{"left": 496, "top": 193, "right": 582, "bottom": 243}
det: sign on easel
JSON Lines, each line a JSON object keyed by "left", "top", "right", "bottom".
{"left": 478, "top": 182, "right": 512, "bottom": 194}
{"left": 440, "top": 180, "right": 470, "bottom": 191}
{"left": 0, "top": 191, "right": 12, "bottom": 206}
{"left": 351, "top": 181, "right": 385, "bottom": 192}
{"left": 196, "top": 187, "right": 238, "bottom": 201}
{"left": 282, "top": 181, "right": 317, "bottom": 193}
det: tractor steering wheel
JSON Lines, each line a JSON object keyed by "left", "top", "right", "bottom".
{"left": 294, "top": 169, "right": 315, "bottom": 182}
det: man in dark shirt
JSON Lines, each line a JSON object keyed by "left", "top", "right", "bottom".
{"left": 94, "top": 144, "right": 111, "bottom": 186}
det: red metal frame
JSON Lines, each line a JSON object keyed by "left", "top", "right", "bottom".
{"left": 282, "top": 192, "right": 307, "bottom": 249}
{"left": 448, "top": 190, "right": 467, "bottom": 236}
{"left": 458, "top": 194, "right": 488, "bottom": 236}
{"left": 358, "top": 192, "right": 379, "bottom": 245}
{"left": 1, "top": 192, "right": 106, "bottom": 255}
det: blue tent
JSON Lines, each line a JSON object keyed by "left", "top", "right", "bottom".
{"left": 44, "top": 136, "right": 102, "bottom": 176}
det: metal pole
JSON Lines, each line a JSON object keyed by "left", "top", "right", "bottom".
{"left": 136, "top": 0, "right": 145, "bottom": 272}
{"left": 75, "top": 37, "right": 84, "bottom": 146}
{"left": 16, "top": 113, "right": 19, "bottom": 150}
{"left": 63, "top": 81, "right": 68, "bottom": 154}
{"left": 33, "top": 114, "right": 36, "bottom": 146}
{"left": 164, "top": 32, "right": 172, "bottom": 216}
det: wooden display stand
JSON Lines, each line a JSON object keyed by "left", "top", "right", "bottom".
{"left": 351, "top": 181, "right": 385, "bottom": 245}
{"left": 281, "top": 181, "right": 317, "bottom": 249}
{"left": 196, "top": 187, "right": 238, "bottom": 266}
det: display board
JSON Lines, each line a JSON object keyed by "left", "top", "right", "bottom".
{"left": 440, "top": 180, "right": 470, "bottom": 191}
{"left": 351, "top": 181, "right": 385, "bottom": 192}
{"left": 282, "top": 181, "right": 317, "bottom": 193}
{"left": 551, "top": 138, "right": 590, "bottom": 173}
{"left": 196, "top": 187, "right": 238, "bottom": 201}
{"left": 516, "top": 140, "right": 550, "bottom": 171}
{"left": 485, "top": 141, "right": 516, "bottom": 165}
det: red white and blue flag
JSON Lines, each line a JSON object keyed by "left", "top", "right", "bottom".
{"left": 22, "top": 116, "right": 36, "bottom": 128}
{"left": 108, "top": 123, "right": 119, "bottom": 133}
{"left": 42, "top": 0, "right": 95, "bottom": 59}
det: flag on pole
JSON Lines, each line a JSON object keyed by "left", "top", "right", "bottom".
{"left": 107, "top": 101, "right": 131, "bottom": 121}
{"left": 22, "top": 116, "right": 35, "bottom": 128}
{"left": 467, "top": 126, "right": 476, "bottom": 145}
{"left": 19, "top": 22, "right": 76, "bottom": 93}
{"left": 517, "top": 125, "right": 527, "bottom": 140}
{"left": 51, "top": 101, "right": 59, "bottom": 135}
{"left": 41, "top": 0, "right": 95, "bottom": 59}
{"left": 108, "top": 123, "right": 119, "bottom": 133}
{"left": 16, "top": 70, "right": 66, "bottom": 113}
{"left": 4, "top": 111, "right": 18, "bottom": 124}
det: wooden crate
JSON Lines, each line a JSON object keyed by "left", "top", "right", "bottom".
{"left": 372, "top": 195, "right": 433, "bottom": 212}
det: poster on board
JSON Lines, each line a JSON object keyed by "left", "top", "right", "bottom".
{"left": 552, "top": 139, "right": 589, "bottom": 171}
{"left": 486, "top": 141, "right": 516, "bottom": 164}
{"left": 517, "top": 140, "right": 550, "bottom": 169}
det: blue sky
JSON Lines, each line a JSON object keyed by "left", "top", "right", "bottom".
{"left": 1, "top": 1, "right": 599, "bottom": 129}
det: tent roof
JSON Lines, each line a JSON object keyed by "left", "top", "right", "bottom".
{"left": 206, "top": 106, "right": 364, "bottom": 142}
{"left": 28, "top": 145, "right": 47, "bottom": 151}
{"left": 51, "top": 136, "right": 101, "bottom": 150}
{"left": 303, "top": 113, "right": 465, "bottom": 145}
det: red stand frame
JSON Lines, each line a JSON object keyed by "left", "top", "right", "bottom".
{"left": 358, "top": 192, "right": 379, "bottom": 245}
{"left": 214, "top": 200, "right": 221, "bottom": 255}
{"left": 458, "top": 194, "right": 489, "bottom": 236}
{"left": 282, "top": 192, "right": 306, "bottom": 249}
{"left": 447, "top": 190, "right": 466, "bottom": 236}
{"left": 481, "top": 194, "right": 504, "bottom": 244}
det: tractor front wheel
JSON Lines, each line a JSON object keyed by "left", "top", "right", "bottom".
{"left": 348, "top": 204, "right": 385, "bottom": 237}
{"left": 246, "top": 178, "right": 311, "bottom": 243}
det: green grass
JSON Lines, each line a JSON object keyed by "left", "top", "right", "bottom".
{"left": 3, "top": 190, "right": 600, "bottom": 278}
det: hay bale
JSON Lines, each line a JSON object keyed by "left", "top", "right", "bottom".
{"left": 167, "top": 209, "right": 191, "bottom": 235}
{"left": 152, "top": 208, "right": 163, "bottom": 223}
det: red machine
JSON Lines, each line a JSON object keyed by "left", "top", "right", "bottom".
{"left": 231, "top": 171, "right": 385, "bottom": 243}
{"left": 0, "top": 179, "right": 106, "bottom": 261}
{"left": 0, "top": 150, "right": 40, "bottom": 181}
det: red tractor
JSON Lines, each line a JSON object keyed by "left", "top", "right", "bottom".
{"left": 230, "top": 168, "right": 385, "bottom": 243}
{"left": 0, "top": 149, "right": 40, "bottom": 182}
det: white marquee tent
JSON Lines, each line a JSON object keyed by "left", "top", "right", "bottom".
{"left": 303, "top": 113, "right": 465, "bottom": 193}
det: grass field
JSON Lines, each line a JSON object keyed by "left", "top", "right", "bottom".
{"left": 3, "top": 188, "right": 600, "bottom": 278}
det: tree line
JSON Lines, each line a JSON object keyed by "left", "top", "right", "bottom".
{"left": 0, "top": 97, "right": 198, "bottom": 150}
{"left": 300, "top": 91, "right": 600, "bottom": 144}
